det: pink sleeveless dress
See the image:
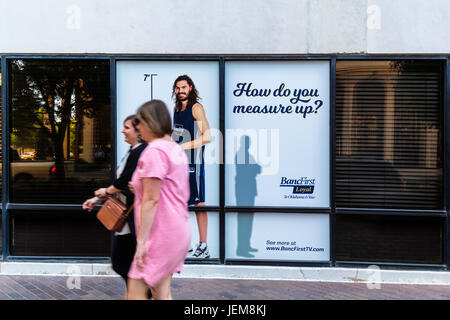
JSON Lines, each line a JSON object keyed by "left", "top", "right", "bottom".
{"left": 128, "top": 139, "right": 191, "bottom": 287}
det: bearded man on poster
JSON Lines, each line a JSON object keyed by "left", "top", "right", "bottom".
{"left": 172, "top": 74, "right": 211, "bottom": 259}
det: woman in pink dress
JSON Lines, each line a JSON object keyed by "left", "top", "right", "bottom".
{"left": 127, "top": 100, "right": 191, "bottom": 300}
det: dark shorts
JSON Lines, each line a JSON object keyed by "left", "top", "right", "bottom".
{"left": 188, "top": 163, "right": 205, "bottom": 205}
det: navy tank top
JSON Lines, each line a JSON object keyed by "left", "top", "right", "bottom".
{"left": 173, "top": 104, "right": 206, "bottom": 204}
{"left": 173, "top": 104, "right": 205, "bottom": 166}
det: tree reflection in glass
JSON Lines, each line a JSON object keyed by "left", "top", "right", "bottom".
{"left": 10, "top": 59, "right": 111, "bottom": 203}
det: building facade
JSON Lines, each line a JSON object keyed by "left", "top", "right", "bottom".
{"left": 0, "top": 0, "right": 449, "bottom": 270}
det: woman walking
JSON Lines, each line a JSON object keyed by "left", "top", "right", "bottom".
{"left": 82, "top": 115, "right": 147, "bottom": 292}
{"left": 127, "top": 100, "right": 191, "bottom": 300}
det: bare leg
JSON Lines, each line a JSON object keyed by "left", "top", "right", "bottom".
{"left": 127, "top": 278, "right": 150, "bottom": 300}
{"left": 195, "top": 203, "right": 208, "bottom": 243}
{"left": 151, "top": 274, "right": 173, "bottom": 300}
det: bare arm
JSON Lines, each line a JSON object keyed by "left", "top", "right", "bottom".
{"left": 135, "top": 177, "right": 162, "bottom": 269}
{"left": 180, "top": 103, "right": 211, "bottom": 150}
{"left": 95, "top": 185, "right": 121, "bottom": 198}
{"left": 82, "top": 197, "right": 101, "bottom": 212}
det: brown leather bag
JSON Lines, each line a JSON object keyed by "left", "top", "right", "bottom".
{"left": 96, "top": 196, "right": 133, "bottom": 232}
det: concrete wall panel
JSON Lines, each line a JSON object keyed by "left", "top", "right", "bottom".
{"left": 367, "top": 0, "right": 450, "bottom": 54}
{"left": 308, "top": 0, "right": 366, "bottom": 54}
{"left": 0, "top": 0, "right": 308, "bottom": 54}
{"left": 1, "top": 0, "right": 450, "bottom": 54}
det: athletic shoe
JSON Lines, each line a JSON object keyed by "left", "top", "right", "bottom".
{"left": 192, "top": 243, "right": 210, "bottom": 258}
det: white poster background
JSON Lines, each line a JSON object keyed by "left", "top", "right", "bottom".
{"left": 226, "top": 212, "right": 330, "bottom": 261}
{"left": 116, "top": 61, "right": 220, "bottom": 206}
{"left": 225, "top": 61, "right": 330, "bottom": 207}
{"left": 187, "top": 212, "right": 219, "bottom": 259}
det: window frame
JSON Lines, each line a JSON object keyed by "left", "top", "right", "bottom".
{"left": 0, "top": 54, "right": 446, "bottom": 271}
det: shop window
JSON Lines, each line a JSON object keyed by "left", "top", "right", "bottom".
{"left": 336, "top": 60, "right": 443, "bottom": 210}
{"left": 10, "top": 59, "right": 111, "bottom": 204}
{"left": 224, "top": 61, "right": 330, "bottom": 208}
{"left": 225, "top": 212, "right": 330, "bottom": 262}
{"left": 336, "top": 215, "right": 443, "bottom": 264}
{"left": 10, "top": 212, "right": 110, "bottom": 257}
{"left": 116, "top": 60, "right": 221, "bottom": 207}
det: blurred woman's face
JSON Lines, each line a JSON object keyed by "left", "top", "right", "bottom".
{"left": 136, "top": 120, "right": 156, "bottom": 142}
{"left": 121, "top": 120, "right": 139, "bottom": 145}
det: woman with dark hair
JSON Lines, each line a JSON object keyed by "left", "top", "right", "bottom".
{"left": 127, "top": 99, "right": 191, "bottom": 300}
{"left": 82, "top": 115, "right": 147, "bottom": 296}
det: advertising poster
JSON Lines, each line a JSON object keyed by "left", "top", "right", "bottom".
{"left": 116, "top": 61, "right": 220, "bottom": 259}
{"left": 225, "top": 61, "right": 330, "bottom": 208}
{"left": 226, "top": 212, "right": 330, "bottom": 261}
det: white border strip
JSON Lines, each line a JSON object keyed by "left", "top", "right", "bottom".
{"left": 1, "top": 262, "right": 450, "bottom": 286}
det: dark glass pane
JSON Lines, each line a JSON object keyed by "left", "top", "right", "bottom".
{"left": 10, "top": 212, "right": 110, "bottom": 257}
{"left": 10, "top": 59, "right": 111, "bottom": 203}
{"left": 336, "top": 60, "right": 443, "bottom": 210}
{"left": 336, "top": 215, "right": 443, "bottom": 264}
{"left": 0, "top": 62, "right": 2, "bottom": 201}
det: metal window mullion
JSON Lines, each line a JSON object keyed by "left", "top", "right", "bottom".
{"left": 330, "top": 58, "right": 337, "bottom": 267}
{"left": 110, "top": 57, "right": 117, "bottom": 181}
{"left": 2, "top": 57, "right": 10, "bottom": 260}
{"left": 219, "top": 57, "right": 226, "bottom": 264}
{"left": 444, "top": 58, "right": 450, "bottom": 269}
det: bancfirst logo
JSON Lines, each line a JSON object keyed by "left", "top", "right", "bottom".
{"left": 280, "top": 176, "right": 315, "bottom": 194}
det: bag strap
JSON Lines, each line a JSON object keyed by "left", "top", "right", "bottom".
{"left": 105, "top": 195, "right": 134, "bottom": 217}
{"left": 112, "top": 193, "right": 133, "bottom": 212}
{"left": 123, "top": 204, "right": 134, "bottom": 217}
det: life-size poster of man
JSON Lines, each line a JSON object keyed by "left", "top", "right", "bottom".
{"left": 172, "top": 74, "right": 211, "bottom": 259}
{"left": 116, "top": 61, "right": 221, "bottom": 260}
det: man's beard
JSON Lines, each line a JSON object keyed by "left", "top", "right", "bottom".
{"left": 176, "top": 94, "right": 189, "bottom": 103}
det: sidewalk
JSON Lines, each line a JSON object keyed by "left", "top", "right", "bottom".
{"left": 0, "top": 270, "right": 450, "bottom": 300}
